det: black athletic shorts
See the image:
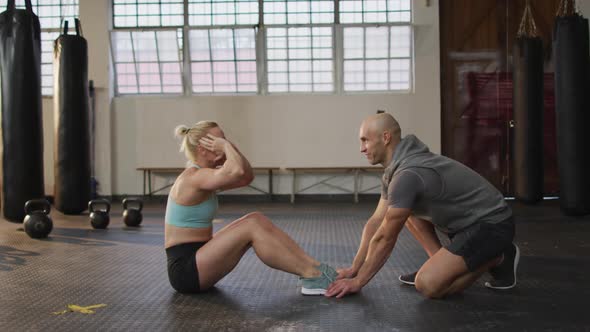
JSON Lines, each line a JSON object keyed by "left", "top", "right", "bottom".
{"left": 445, "top": 215, "right": 515, "bottom": 272}
{"left": 166, "top": 241, "right": 207, "bottom": 293}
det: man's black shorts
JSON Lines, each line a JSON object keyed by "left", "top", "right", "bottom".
{"left": 446, "top": 216, "right": 515, "bottom": 271}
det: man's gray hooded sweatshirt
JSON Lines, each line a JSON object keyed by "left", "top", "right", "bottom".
{"left": 382, "top": 135, "right": 512, "bottom": 233}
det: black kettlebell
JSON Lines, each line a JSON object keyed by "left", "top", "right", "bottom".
{"left": 89, "top": 199, "right": 111, "bottom": 229}
{"left": 23, "top": 199, "right": 53, "bottom": 239}
{"left": 123, "top": 198, "right": 143, "bottom": 227}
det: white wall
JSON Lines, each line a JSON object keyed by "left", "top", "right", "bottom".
{"left": 581, "top": 2, "right": 590, "bottom": 25}
{"left": 43, "top": 0, "right": 441, "bottom": 196}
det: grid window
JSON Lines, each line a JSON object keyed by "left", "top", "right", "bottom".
{"left": 264, "top": 0, "right": 334, "bottom": 25}
{"left": 0, "top": 1, "right": 80, "bottom": 96}
{"left": 343, "top": 26, "right": 411, "bottom": 91}
{"left": 112, "top": 30, "right": 183, "bottom": 94}
{"left": 41, "top": 31, "right": 60, "bottom": 95}
{"left": 340, "top": 0, "right": 411, "bottom": 23}
{"left": 189, "top": 28, "right": 257, "bottom": 93}
{"left": 188, "top": 0, "right": 259, "bottom": 26}
{"left": 113, "top": 0, "right": 184, "bottom": 28}
{"left": 266, "top": 27, "right": 332, "bottom": 93}
{"left": 111, "top": 0, "right": 413, "bottom": 95}
{"left": 0, "top": 0, "right": 80, "bottom": 29}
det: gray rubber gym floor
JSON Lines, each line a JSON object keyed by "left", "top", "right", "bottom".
{"left": 1, "top": 199, "right": 589, "bottom": 331}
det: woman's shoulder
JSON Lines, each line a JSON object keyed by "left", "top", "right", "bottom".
{"left": 174, "top": 168, "right": 216, "bottom": 199}
{"left": 178, "top": 165, "right": 201, "bottom": 179}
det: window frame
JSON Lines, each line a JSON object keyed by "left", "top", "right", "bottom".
{"left": 110, "top": 27, "right": 186, "bottom": 96}
{"left": 111, "top": 0, "right": 414, "bottom": 96}
{"left": 264, "top": 24, "right": 336, "bottom": 94}
{"left": 187, "top": 26, "right": 259, "bottom": 94}
{"left": 340, "top": 22, "right": 414, "bottom": 93}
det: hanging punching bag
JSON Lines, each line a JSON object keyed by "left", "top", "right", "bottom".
{"left": 553, "top": 2, "right": 590, "bottom": 216}
{"left": 54, "top": 19, "right": 90, "bottom": 214}
{"left": 0, "top": 0, "right": 44, "bottom": 223}
{"left": 512, "top": 3, "right": 544, "bottom": 204}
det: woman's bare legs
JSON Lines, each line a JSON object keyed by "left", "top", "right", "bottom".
{"left": 195, "top": 212, "right": 322, "bottom": 290}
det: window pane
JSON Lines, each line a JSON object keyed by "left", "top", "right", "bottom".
{"left": 267, "top": 60, "right": 287, "bottom": 72}
{"left": 189, "top": 0, "right": 259, "bottom": 26}
{"left": 212, "top": 61, "right": 236, "bottom": 92}
{"left": 343, "top": 59, "right": 364, "bottom": 91}
{"left": 390, "top": 58, "right": 410, "bottom": 90}
{"left": 287, "top": 1, "right": 310, "bottom": 24}
{"left": 266, "top": 27, "right": 286, "bottom": 59}
{"left": 192, "top": 62, "right": 213, "bottom": 92}
{"left": 157, "top": 31, "right": 182, "bottom": 61}
{"left": 112, "top": 31, "right": 135, "bottom": 62}
{"left": 366, "top": 59, "right": 388, "bottom": 90}
{"left": 263, "top": 1, "right": 285, "bottom": 24}
{"left": 112, "top": 29, "right": 183, "bottom": 95}
{"left": 310, "top": 1, "right": 334, "bottom": 24}
{"left": 234, "top": 29, "right": 256, "bottom": 60}
{"left": 114, "top": 0, "right": 184, "bottom": 27}
{"left": 132, "top": 31, "right": 159, "bottom": 62}
{"left": 365, "top": 27, "right": 388, "bottom": 58}
{"left": 266, "top": 27, "right": 333, "bottom": 93}
{"left": 40, "top": 32, "right": 60, "bottom": 95}
{"left": 210, "top": 29, "right": 235, "bottom": 61}
{"left": 264, "top": 0, "right": 334, "bottom": 25}
{"left": 343, "top": 27, "right": 364, "bottom": 59}
{"left": 189, "top": 28, "right": 257, "bottom": 94}
{"left": 340, "top": 0, "right": 410, "bottom": 23}
{"left": 390, "top": 25, "right": 411, "bottom": 57}
{"left": 343, "top": 26, "right": 411, "bottom": 92}
{"left": 189, "top": 30, "right": 212, "bottom": 61}
{"left": 237, "top": 61, "right": 257, "bottom": 88}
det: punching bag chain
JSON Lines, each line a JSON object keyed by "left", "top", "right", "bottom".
{"left": 518, "top": 0, "right": 538, "bottom": 37}
{"left": 557, "top": 0, "right": 576, "bottom": 17}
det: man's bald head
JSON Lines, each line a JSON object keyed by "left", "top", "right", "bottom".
{"left": 359, "top": 113, "right": 402, "bottom": 166}
{"left": 362, "top": 113, "right": 402, "bottom": 142}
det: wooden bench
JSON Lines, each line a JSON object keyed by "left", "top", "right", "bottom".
{"left": 285, "top": 167, "right": 383, "bottom": 203}
{"left": 138, "top": 166, "right": 382, "bottom": 203}
{"left": 137, "top": 167, "right": 279, "bottom": 198}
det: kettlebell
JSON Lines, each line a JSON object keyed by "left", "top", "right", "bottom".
{"left": 123, "top": 198, "right": 143, "bottom": 227}
{"left": 23, "top": 199, "right": 53, "bottom": 239}
{"left": 89, "top": 199, "right": 111, "bottom": 229}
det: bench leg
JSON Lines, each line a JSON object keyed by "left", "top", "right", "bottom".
{"left": 269, "top": 169, "right": 274, "bottom": 202}
{"left": 291, "top": 170, "right": 296, "bottom": 203}
{"left": 354, "top": 169, "right": 359, "bottom": 203}
{"left": 143, "top": 170, "right": 147, "bottom": 196}
{"left": 148, "top": 170, "right": 152, "bottom": 197}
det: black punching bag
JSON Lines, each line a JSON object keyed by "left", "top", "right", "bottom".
{"left": 0, "top": 0, "right": 44, "bottom": 223}
{"left": 553, "top": 9, "right": 590, "bottom": 216}
{"left": 54, "top": 19, "right": 90, "bottom": 214}
{"left": 512, "top": 6, "right": 544, "bottom": 204}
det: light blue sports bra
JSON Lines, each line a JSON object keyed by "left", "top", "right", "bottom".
{"left": 165, "top": 164, "right": 218, "bottom": 228}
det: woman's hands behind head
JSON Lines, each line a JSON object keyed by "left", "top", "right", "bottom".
{"left": 199, "top": 134, "right": 228, "bottom": 153}
{"left": 199, "top": 134, "right": 228, "bottom": 167}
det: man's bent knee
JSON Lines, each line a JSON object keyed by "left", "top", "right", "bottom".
{"left": 415, "top": 272, "right": 446, "bottom": 299}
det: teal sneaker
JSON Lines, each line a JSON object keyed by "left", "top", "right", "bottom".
{"left": 300, "top": 263, "right": 338, "bottom": 295}
{"left": 319, "top": 263, "right": 338, "bottom": 280}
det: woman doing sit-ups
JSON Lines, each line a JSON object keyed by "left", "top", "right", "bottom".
{"left": 165, "top": 120, "right": 336, "bottom": 295}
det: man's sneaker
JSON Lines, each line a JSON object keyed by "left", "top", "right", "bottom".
{"left": 485, "top": 243, "right": 520, "bottom": 290}
{"left": 300, "top": 263, "right": 338, "bottom": 295}
{"left": 398, "top": 271, "right": 417, "bottom": 286}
